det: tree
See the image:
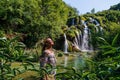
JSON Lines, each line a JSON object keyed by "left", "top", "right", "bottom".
{"left": 91, "top": 8, "right": 95, "bottom": 14}
{"left": 0, "top": 0, "right": 78, "bottom": 48}
{"left": 110, "top": 3, "right": 120, "bottom": 10}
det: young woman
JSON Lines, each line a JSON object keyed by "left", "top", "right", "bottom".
{"left": 40, "top": 38, "right": 57, "bottom": 80}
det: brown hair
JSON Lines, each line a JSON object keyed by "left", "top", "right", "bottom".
{"left": 41, "top": 38, "right": 54, "bottom": 57}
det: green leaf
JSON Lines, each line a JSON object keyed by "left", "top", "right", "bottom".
{"left": 6, "top": 74, "right": 15, "bottom": 77}
{"left": 98, "top": 37, "right": 110, "bottom": 45}
{"left": 82, "top": 72, "right": 90, "bottom": 78}
{"left": 103, "top": 48, "right": 116, "bottom": 55}
{"left": 99, "top": 45, "right": 113, "bottom": 49}
{"left": 99, "top": 71, "right": 109, "bottom": 75}
{"left": 112, "top": 33, "right": 119, "bottom": 46}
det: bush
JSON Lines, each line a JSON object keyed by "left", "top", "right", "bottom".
{"left": 57, "top": 52, "right": 63, "bottom": 57}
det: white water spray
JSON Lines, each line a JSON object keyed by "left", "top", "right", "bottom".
{"left": 63, "top": 33, "right": 68, "bottom": 53}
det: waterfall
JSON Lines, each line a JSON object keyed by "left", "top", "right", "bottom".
{"left": 64, "top": 17, "right": 103, "bottom": 52}
{"left": 92, "top": 18, "right": 103, "bottom": 33}
{"left": 94, "top": 19, "right": 100, "bottom": 32}
{"left": 81, "top": 21, "right": 93, "bottom": 52}
{"left": 72, "top": 20, "right": 93, "bottom": 52}
{"left": 63, "top": 33, "right": 68, "bottom": 53}
{"left": 94, "top": 19, "right": 100, "bottom": 26}
{"left": 73, "top": 31, "right": 82, "bottom": 50}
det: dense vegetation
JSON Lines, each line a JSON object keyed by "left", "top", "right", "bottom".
{"left": 0, "top": 0, "right": 120, "bottom": 80}
{"left": 110, "top": 3, "right": 120, "bottom": 10}
{"left": 0, "top": 0, "right": 78, "bottom": 48}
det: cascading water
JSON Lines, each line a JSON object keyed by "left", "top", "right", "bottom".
{"left": 95, "top": 19, "right": 103, "bottom": 34}
{"left": 81, "top": 20, "right": 93, "bottom": 52}
{"left": 72, "top": 18, "right": 103, "bottom": 52}
{"left": 61, "top": 17, "right": 104, "bottom": 71}
{"left": 92, "top": 18, "right": 103, "bottom": 33}
{"left": 73, "top": 31, "right": 82, "bottom": 50}
{"left": 64, "top": 17, "right": 103, "bottom": 52}
{"left": 94, "top": 19, "right": 100, "bottom": 26}
{"left": 63, "top": 33, "right": 68, "bottom": 53}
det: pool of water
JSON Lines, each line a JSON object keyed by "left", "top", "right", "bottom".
{"left": 57, "top": 52, "right": 93, "bottom": 69}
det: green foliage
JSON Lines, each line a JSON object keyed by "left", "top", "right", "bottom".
{"left": 66, "top": 26, "right": 79, "bottom": 40}
{"left": 23, "top": 32, "right": 39, "bottom": 48}
{"left": 111, "top": 33, "right": 119, "bottom": 47}
{"left": 0, "top": 37, "right": 26, "bottom": 79}
{"left": 105, "top": 11, "right": 118, "bottom": 22}
{"left": 0, "top": 30, "right": 5, "bottom": 37}
{"left": 92, "top": 33, "right": 120, "bottom": 79}
{"left": 81, "top": 9, "right": 120, "bottom": 50}
{"left": 110, "top": 3, "right": 120, "bottom": 10}
{"left": 0, "top": 0, "right": 78, "bottom": 48}
{"left": 57, "top": 52, "right": 63, "bottom": 57}
{"left": 0, "top": 1, "right": 120, "bottom": 79}
{"left": 66, "top": 29, "right": 75, "bottom": 39}
{"left": 97, "top": 33, "right": 120, "bottom": 57}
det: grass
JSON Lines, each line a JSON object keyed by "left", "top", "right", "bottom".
{"left": 11, "top": 62, "right": 40, "bottom": 80}
{"left": 11, "top": 52, "right": 93, "bottom": 80}
{"left": 10, "top": 53, "right": 75, "bottom": 80}
{"left": 12, "top": 71, "right": 39, "bottom": 80}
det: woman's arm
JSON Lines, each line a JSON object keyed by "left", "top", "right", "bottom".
{"left": 40, "top": 50, "right": 48, "bottom": 67}
{"left": 44, "top": 50, "right": 49, "bottom": 63}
